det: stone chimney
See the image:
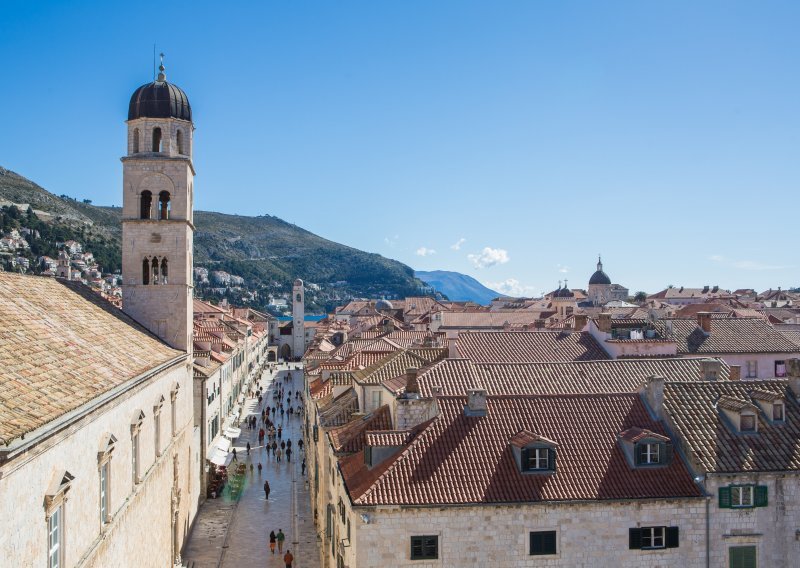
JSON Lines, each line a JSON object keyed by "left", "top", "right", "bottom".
{"left": 697, "top": 312, "right": 712, "bottom": 333}
{"left": 729, "top": 365, "right": 741, "bottom": 381}
{"left": 382, "top": 318, "right": 393, "bottom": 334}
{"left": 597, "top": 313, "right": 612, "bottom": 333}
{"left": 786, "top": 359, "right": 800, "bottom": 397}
{"left": 699, "top": 358, "right": 721, "bottom": 381}
{"left": 464, "top": 388, "right": 488, "bottom": 417}
{"left": 395, "top": 368, "right": 438, "bottom": 429}
{"left": 644, "top": 375, "right": 665, "bottom": 417}
{"left": 573, "top": 314, "right": 588, "bottom": 331}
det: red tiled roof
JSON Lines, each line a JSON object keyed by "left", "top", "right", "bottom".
{"left": 664, "top": 380, "right": 800, "bottom": 472}
{"left": 415, "top": 357, "right": 731, "bottom": 397}
{"left": 366, "top": 430, "right": 416, "bottom": 447}
{"left": 618, "top": 427, "right": 669, "bottom": 443}
{"left": 343, "top": 394, "right": 701, "bottom": 505}
{"left": 456, "top": 331, "right": 610, "bottom": 363}
{"left": 327, "top": 405, "right": 393, "bottom": 454}
{"left": 509, "top": 430, "right": 557, "bottom": 448}
{"left": 657, "top": 318, "right": 800, "bottom": 354}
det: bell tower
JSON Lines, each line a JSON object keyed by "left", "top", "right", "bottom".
{"left": 292, "top": 279, "right": 305, "bottom": 359}
{"left": 121, "top": 56, "right": 194, "bottom": 351}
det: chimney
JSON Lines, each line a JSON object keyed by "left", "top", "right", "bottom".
{"left": 382, "top": 318, "right": 392, "bottom": 334}
{"left": 534, "top": 319, "right": 545, "bottom": 330}
{"left": 644, "top": 375, "right": 665, "bottom": 417}
{"left": 699, "top": 358, "right": 721, "bottom": 381}
{"left": 597, "top": 313, "right": 612, "bottom": 333}
{"left": 573, "top": 314, "right": 588, "bottom": 331}
{"left": 786, "top": 359, "right": 800, "bottom": 397}
{"left": 402, "top": 368, "right": 420, "bottom": 397}
{"left": 697, "top": 312, "right": 712, "bottom": 333}
{"left": 729, "top": 365, "right": 741, "bottom": 381}
{"left": 464, "top": 388, "right": 488, "bottom": 417}
{"left": 395, "top": 368, "right": 438, "bottom": 429}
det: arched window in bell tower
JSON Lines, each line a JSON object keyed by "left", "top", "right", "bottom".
{"left": 133, "top": 128, "right": 140, "bottom": 153}
{"left": 152, "top": 258, "right": 160, "bottom": 284}
{"left": 140, "top": 191, "right": 153, "bottom": 219}
{"left": 161, "top": 258, "right": 168, "bottom": 284}
{"left": 152, "top": 128, "right": 162, "bottom": 152}
{"left": 158, "top": 191, "right": 171, "bottom": 220}
{"left": 176, "top": 130, "right": 184, "bottom": 155}
{"left": 142, "top": 258, "right": 150, "bottom": 285}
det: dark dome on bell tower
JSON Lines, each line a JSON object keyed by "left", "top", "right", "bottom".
{"left": 128, "top": 59, "right": 192, "bottom": 122}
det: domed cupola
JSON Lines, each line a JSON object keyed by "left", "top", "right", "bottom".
{"left": 589, "top": 255, "right": 612, "bottom": 285}
{"left": 553, "top": 281, "right": 574, "bottom": 298}
{"left": 128, "top": 58, "right": 192, "bottom": 122}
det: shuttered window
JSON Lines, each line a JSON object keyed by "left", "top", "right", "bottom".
{"left": 629, "top": 526, "right": 679, "bottom": 549}
{"left": 529, "top": 531, "right": 557, "bottom": 555}
{"left": 719, "top": 485, "right": 767, "bottom": 509}
{"left": 729, "top": 546, "right": 757, "bottom": 568}
{"left": 410, "top": 535, "right": 438, "bottom": 560}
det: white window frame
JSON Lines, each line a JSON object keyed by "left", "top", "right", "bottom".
{"left": 641, "top": 526, "right": 666, "bottom": 549}
{"left": 745, "top": 360, "right": 757, "bottom": 378}
{"left": 48, "top": 503, "right": 63, "bottom": 568}
{"left": 643, "top": 443, "right": 660, "bottom": 464}
{"left": 731, "top": 485, "right": 754, "bottom": 508}
{"left": 530, "top": 448, "right": 549, "bottom": 470}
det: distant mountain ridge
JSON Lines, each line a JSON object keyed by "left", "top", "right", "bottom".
{"left": 0, "top": 166, "right": 426, "bottom": 312}
{"left": 415, "top": 270, "right": 500, "bottom": 305}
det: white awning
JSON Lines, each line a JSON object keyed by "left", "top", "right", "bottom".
{"left": 208, "top": 447, "right": 232, "bottom": 467}
{"left": 215, "top": 437, "right": 231, "bottom": 452}
{"left": 224, "top": 427, "right": 242, "bottom": 439}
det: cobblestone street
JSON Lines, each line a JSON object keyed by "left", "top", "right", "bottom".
{"left": 183, "top": 365, "right": 321, "bottom": 568}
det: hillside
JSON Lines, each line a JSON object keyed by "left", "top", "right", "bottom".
{"left": 415, "top": 270, "right": 500, "bottom": 305}
{"left": 0, "top": 166, "right": 426, "bottom": 312}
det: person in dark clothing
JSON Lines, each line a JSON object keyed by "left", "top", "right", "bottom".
{"left": 286, "top": 447, "right": 292, "bottom": 462}
{"left": 301, "top": 458, "right": 306, "bottom": 476}
{"left": 280, "top": 440, "right": 286, "bottom": 451}
{"left": 269, "top": 530, "right": 276, "bottom": 554}
{"left": 263, "top": 480, "right": 270, "bottom": 500}
{"left": 246, "top": 441, "right": 251, "bottom": 455}
{"left": 298, "top": 438, "right": 304, "bottom": 452}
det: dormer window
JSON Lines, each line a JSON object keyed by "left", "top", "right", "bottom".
{"left": 740, "top": 413, "right": 756, "bottom": 432}
{"left": 618, "top": 427, "right": 673, "bottom": 468}
{"left": 773, "top": 402, "right": 784, "bottom": 422}
{"left": 717, "top": 396, "right": 760, "bottom": 433}
{"left": 750, "top": 389, "right": 786, "bottom": 424}
{"left": 510, "top": 430, "right": 557, "bottom": 474}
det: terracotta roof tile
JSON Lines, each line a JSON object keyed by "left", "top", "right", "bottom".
{"left": 657, "top": 318, "right": 799, "bottom": 354}
{"left": 0, "top": 273, "right": 182, "bottom": 443}
{"left": 344, "top": 394, "right": 701, "bottom": 505}
{"left": 327, "top": 405, "right": 393, "bottom": 454}
{"left": 456, "top": 331, "right": 610, "bottom": 363}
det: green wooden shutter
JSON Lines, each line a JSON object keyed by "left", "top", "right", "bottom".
{"left": 629, "top": 528, "right": 642, "bottom": 549}
{"left": 719, "top": 486, "right": 732, "bottom": 508}
{"left": 548, "top": 448, "right": 557, "bottom": 471}
{"left": 663, "top": 443, "right": 674, "bottom": 465}
{"left": 521, "top": 448, "right": 530, "bottom": 471}
{"left": 755, "top": 485, "right": 768, "bottom": 507}
{"left": 635, "top": 443, "right": 645, "bottom": 465}
{"left": 666, "top": 526, "right": 679, "bottom": 548}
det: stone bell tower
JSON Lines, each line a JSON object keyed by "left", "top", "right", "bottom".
{"left": 292, "top": 279, "right": 305, "bottom": 359}
{"left": 121, "top": 56, "right": 194, "bottom": 351}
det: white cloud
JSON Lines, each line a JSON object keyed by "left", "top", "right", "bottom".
{"left": 708, "top": 255, "right": 724, "bottom": 262}
{"left": 732, "top": 260, "right": 788, "bottom": 271}
{"left": 486, "top": 278, "right": 538, "bottom": 297}
{"left": 557, "top": 264, "right": 569, "bottom": 273}
{"left": 416, "top": 247, "right": 436, "bottom": 257}
{"left": 468, "top": 247, "right": 509, "bottom": 269}
{"left": 450, "top": 237, "right": 466, "bottom": 251}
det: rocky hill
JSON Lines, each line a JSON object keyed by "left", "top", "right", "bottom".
{"left": 415, "top": 270, "right": 500, "bottom": 305}
{"left": 0, "top": 166, "right": 426, "bottom": 312}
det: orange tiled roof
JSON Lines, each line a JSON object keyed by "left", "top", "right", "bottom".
{"left": 0, "top": 273, "right": 183, "bottom": 443}
{"left": 327, "top": 405, "right": 392, "bottom": 454}
{"left": 456, "top": 331, "right": 610, "bottom": 363}
{"left": 657, "top": 318, "right": 799, "bottom": 354}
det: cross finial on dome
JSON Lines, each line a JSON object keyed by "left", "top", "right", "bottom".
{"left": 558, "top": 280, "right": 562, "bottom": 289}
{"left": 157, "top": 52, "right": 166, "bottom": 82}
{"left": 597, "top": 254, "right": 603, "bottom": 271}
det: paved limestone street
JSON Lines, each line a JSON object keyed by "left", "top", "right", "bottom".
{"left": 183, "top": 364, "right": 321, "bottom": 568}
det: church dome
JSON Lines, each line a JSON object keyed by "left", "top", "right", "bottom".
{"left": 553, "top": 286, "right": 574, "bottom": 298}
{"left": 128, "top": 61, "right": 191, "bottom": 122}
{"left": 375, "top": 298, "right": 394, "bottom": 311}
{"left": 589, "top": 270, "right": 611, "bottom": 285}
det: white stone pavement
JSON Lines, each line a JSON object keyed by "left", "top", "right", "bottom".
{"left": 182, "top": 364, "right": 321, "bottom": 568}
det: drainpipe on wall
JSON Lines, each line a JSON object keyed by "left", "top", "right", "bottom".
{"left": 705, "top": 487, "right": 711, "bottom": 568}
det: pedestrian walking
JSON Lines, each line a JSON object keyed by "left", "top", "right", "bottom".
{"left": 276, "top": 448, "right": 282, "bottom": 462}
{"left": 263, "top": 480, "right": 270, "bottom": 500}
{"left": 287, "top": 439, "right": 292, "bottom": 450}
{"left": 280, "top": 440, "right": 286, "bottom": 451}
{"left": 276, "top": 529, "right": 285, "bottom": 553}
{"left": 286, "top": 447, "right": 292, "bottom": 462}
{"left": 246, "top": 442, "right": 251, "bottom": 455}
{"left": 301, "top": 458, "right": 306, "bottom": 476}
{"left": 269, "top": 530, "right": 276, "bottom": 554}
{"left": 278, "top": 426, "right": 282, "bottom": 439}
{"left": 258, "top": 462, "right": 263, "bottom": 474}
{"left": 283, "top": 550, "right": 294, "bottom": 568}
{"left": 298, "top": 438, "right": 304, "bottom": 452}
{"left": 232, "top": 448, "right": 238, "bottom": 461}
{"left": 280, "top": 407, "right": 285, "bottom": 419}
{"left": 271, "top": 440, "right": 277, "bottom": 455}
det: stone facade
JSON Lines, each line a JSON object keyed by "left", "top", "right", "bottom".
{"left": 0, "top": 359, "right": 198, "bottom": 568}
{"left": 293, "top": 279, "right": 306, "bottom": 358}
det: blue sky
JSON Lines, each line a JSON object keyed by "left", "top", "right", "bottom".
{"left": 1, "top": 1, "right": 798, "bottom": 295}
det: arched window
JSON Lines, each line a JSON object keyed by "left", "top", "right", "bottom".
{"left": 160, "top": 258, "right": 168, "bottom": 284}
{"left": 142, "top": 258, "right": 150, "bottom": 285}
{"left": 158, "top": 191, "right": 171, "bottom": 220}
{"left": 152, "top": 128, "right": 162, "bottom": 152}
{"left": 151, "top": 258, "right": 160, "bottom": 284}
{"left": 140, "top": 191, "right": 152, "bottom": 220}
{"left": 133, "top": 128, "right": 140, "bottom": 153}
{"left": 176, "top": 130, "right": 184, "bottom": 155}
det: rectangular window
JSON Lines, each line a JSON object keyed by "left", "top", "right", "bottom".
{"left": 48, "top": 505, "right": 62, "bottom": 568}
{"left": 132, "top": 432, "right": 140, "bottom": 484}
{"left": 775, "top": 360, "right": 786, "bottom": 378}
{"left": 171, "top": 398, "right": 177, "bottom": 437}
{"left": 154, "top": 413, "right": 161, "bottom": 457}
{"left": 745, "top": 360, "right": 757, "bottom": 378}
{"left": 644, "top": 443, "right": 660, "bottom": 464}
{"left": 410, "top": 535, "right": 438, "bottom": 560}
{"left": 720, "top": 485, "right": 767, "bottom": 508}
{"left": 629, "top": 526, "right": 679, "bottom": 550}
{"left": 529, "top": 530, "right": 557, "bottom": 555}
{"left": 773, "top": 403, "right": 784, "bottom": 421}
{"left": 371, "top": 390, "right": 382, "bottom": 410}
{"left": 729, "top": 545, "right": 757, "bottom": 568}
{"left": 732, "top": 486, "right": 754, "bottom": 508}
{"left": 740, "top": 414, "right": 756, "bottom": 432}
{"left": 525, "top": 448, "right": 550, "bottom": 470}
{"left": 100, "top": 462, "right": 109, "bottom": 523}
